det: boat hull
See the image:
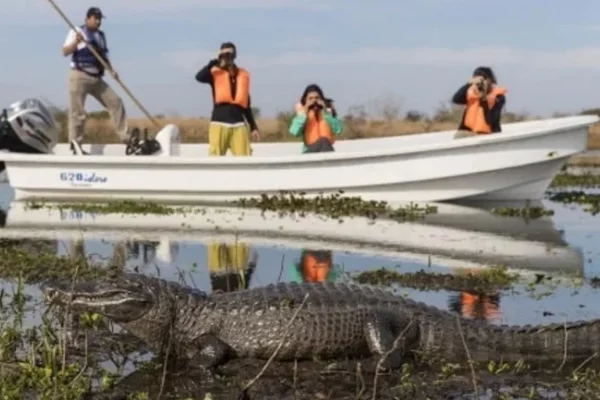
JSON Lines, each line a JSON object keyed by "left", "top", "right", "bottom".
{"left": 0, "top": 116, "right": 596, "bottom": 203}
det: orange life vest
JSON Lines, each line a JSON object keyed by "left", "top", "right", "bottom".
{"left": 210, "top": 66, "right": 250, "bottom": 108}
{"left": 301, "top": 251, "right": 332, "bottom": 283}
{"left": 460, "top": 292, "right": 500, "bottom": 321}
{"left": 303, "top": 108, "right": 334, "bottom": 146}
{"left": 463, "top": 85, "right": 507, "bottom": 134}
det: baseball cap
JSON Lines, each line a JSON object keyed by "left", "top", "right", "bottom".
{"left": 86, "top": 7, "right": 105, "bottom": 19}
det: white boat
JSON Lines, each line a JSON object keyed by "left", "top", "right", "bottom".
{"left": 0, "top": 200, "right": 583, "bottom": 275}
{"left": 0, "top": 115, "right": 596, "bottom": 203}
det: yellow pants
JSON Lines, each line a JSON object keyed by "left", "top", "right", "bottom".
{"left": 206, "top": 242, "right": 249, "bottom": 275}
{"left": 208, "top": 123, "right": 251, "bottom": 156}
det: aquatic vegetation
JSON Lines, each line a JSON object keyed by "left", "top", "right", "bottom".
{"left": 490, "top": 205, "right": 555, "bottom": 218}
{"left": 235, "top": 190, "right": 438, "bottom": 222}
{"left": 547, "top": 191, "right": 600, "bottom": 215}
{"left": 353, "top": 267, "right": 520, "bottom": 293}
{"left": 0, "top": 242, "right": 111, "bottom": 284}
{"left": 550, "top": 173, "right": 600, "bottom": 188}
{"left": 25, "top": 191, "right": 437, "bottom": 223}
{"left": 25, "top": 199, "right": 189, "bottom": 216}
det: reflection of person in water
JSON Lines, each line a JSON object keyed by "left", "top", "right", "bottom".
{"left": 207, "top": 241, "right": 257, "bottom": 293}
{"left": 448, "top": 291, "right": 502, "bottom": 321}
{"left": 126, "top": 240, "right": 159, "bottom": 264}
{"left": 288, "top": 249, "right": 342, "bottom": 283}
{"left": 66, "top": 238, "right": 131, "bottom": 269}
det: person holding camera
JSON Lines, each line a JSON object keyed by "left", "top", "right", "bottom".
{"left": 195, "top": 42, "right": 260, "bottom": 156}
{"left": 288, "top": 84, "right": 343, "bottom": 153}
{"left": 451, "top": 66, "right": 507, "bottom": 139}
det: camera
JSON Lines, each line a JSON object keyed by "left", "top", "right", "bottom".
{"left": 218, "top": 52, "right": 234, "bottom": 63}
{"left": 309, "top": 102, "right": 324, "bottom": 111}
{"left": 474, "top": 77, "right": 487, "bottom": 93}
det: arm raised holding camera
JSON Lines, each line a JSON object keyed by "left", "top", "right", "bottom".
{"left": 453, "top": 66, "right": 507, "bottom": 136}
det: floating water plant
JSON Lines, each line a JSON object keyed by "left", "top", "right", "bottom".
{"left": 234, "top": 190, "right": 437, "bottom": 222}
{"left": 490, "top": 206, "right": 554, "bottom": 218}
{"left": 550, "top": 173, "right": 600, "bottom": 189}
{"left": 547, "top": 190, "right": 600, "bottom": 215}
{"left": 354, "top": 266, "right": 519, "bottom": 292}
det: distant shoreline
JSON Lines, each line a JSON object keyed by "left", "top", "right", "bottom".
{"left": 50, "top": 113, "right": 600, "bottom": 150}
{"left": 567, "top": 151, "right": 600, "bottom": 167}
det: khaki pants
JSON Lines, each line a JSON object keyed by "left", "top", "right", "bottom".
{"left": 68, "top": 69, "right": 128, "bottom": 143}
{"left": 208, "top": 122, "right": 251, "bottom": 156}
{"left": 453, "top": 129, "right": 479, "bottom": 139}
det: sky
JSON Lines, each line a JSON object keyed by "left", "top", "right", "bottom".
{"left": 2, "top": 0, "right": 600, "bottom": 120}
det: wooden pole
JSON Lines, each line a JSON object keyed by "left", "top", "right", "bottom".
{"left": 47, "top": 0, "right": 160, "bottom": 128}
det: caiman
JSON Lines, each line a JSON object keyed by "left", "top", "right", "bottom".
{"left": 43, "top": 273, "right": 600, "bottom": 370}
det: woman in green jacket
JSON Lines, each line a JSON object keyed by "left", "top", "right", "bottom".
{"left": 288, "top": 84, "right": 343, "bottom": 153}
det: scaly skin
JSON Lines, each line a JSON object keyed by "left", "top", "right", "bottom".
{"left": 43, "top": 273, "right": 600, "bottom": 369}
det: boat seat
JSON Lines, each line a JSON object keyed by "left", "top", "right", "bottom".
{"left": 154, "top": 124, "right": 181, "bottom": 156}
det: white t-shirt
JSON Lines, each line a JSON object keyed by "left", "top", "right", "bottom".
{"left": 63, "top": 27, "right": 108, "bottom": 73}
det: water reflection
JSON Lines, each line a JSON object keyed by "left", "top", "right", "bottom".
{"left": 207, "top": 241, "right": 257, "bottom": 292}
{"left": 126, "top": 240, "right": 160, "bottom": 265}
{"left": 0, "top": 198, "right": 597, "bottom": 328}
{"left": 290, "top": 249, "right": 341, "bottom": 283}
{"left": 0, "top": 200, "right": 585, "bottom": 275}
{"left": 448, "top": 291, "right": 502, "bottom": 322}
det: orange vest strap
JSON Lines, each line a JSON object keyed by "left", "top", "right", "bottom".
{"left": 304, "top": 110, "right": 334, "bottom": 145}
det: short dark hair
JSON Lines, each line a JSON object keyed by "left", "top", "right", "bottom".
{"left": 220, "top": 42, "right": 237, "bottom": 57}
{"left": 472, "top": 66, "right": 497, "bottom": 84}
{"left": 86, "top": 7, "right": 104, "bottom": 19}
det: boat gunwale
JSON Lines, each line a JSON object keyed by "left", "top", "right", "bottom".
{"left": 0, "top": 115, "right": 595, "bottom": 166}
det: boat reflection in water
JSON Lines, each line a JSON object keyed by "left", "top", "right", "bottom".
{"left": 0, "top": 199, "right": 584, "bottom": 322}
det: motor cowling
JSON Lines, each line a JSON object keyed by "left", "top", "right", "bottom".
{"left": 3, "top": 98, "right": 59, "bottom": 153}
{"left": 0, "top": 98, "right": 59, "bottom": 173}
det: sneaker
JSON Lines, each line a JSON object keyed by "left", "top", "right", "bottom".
{"left": 70, "top": 140, "right": 89, "bottom": 155}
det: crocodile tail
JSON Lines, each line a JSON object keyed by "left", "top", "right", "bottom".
{"left": 490, "top": 319, "right": 600, "bottom": 364}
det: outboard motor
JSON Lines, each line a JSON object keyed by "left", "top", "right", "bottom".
{"left": 0, "top": 98, "right": 59, "bottom": 172}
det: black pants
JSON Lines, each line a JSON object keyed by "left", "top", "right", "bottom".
{"left": 305, "top": 137, "right": 334, "bottom": 153}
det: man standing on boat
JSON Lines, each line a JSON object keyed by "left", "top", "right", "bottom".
{"left": 195, "top": 42, "right": 260, "bottom": 156}
{"left": 62, "top": 7, "right": 128, "bottom": 155}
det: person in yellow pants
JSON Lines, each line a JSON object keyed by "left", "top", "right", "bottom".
{"left": 195, "top": 42, "right": 260, "bottom": 156}
{"left": 207, "top": 241, "right": 258, "bottom": 293}
{"left": 207, "top": 123, "right": 253, "bottom": 156}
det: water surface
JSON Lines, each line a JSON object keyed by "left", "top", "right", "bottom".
{"left": 0, "top": 181, "right": 599, "bottom": 330}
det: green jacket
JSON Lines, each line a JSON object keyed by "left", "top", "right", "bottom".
{"left": 288, "top": 111, "right": 344, "bottom": 153}
{"left": 287, "top": 262, "right": 343, "bottom": 283}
